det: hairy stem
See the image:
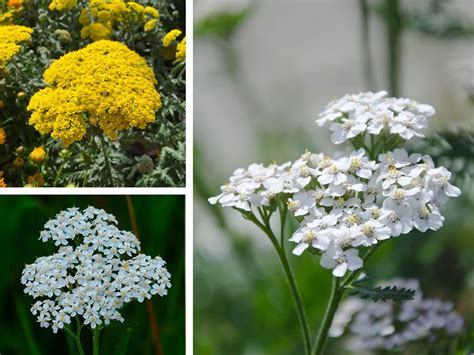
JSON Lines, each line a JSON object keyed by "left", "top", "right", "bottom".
{"left": 312, "top": 243, "right": 386, "bottom": 354}
{"left": 74, "top": 318, "right": 85, "bottom": 355}
{"left": 312, "top": 277, "right": 342, "bottom": 355}
{"left": 92, "top": 326, "right": 101, "bottom": 355}
{"left": 98, "top": 134, "right": 116, "bottom": 187}
{"left": 385, "top": 0, "right": 402, "bottom": 96}
{"left": 126, "top": 196, "right": 163, "bottom": 355}
{"left": 247, "top": 211, "right": 312, "bottom": 355}
{"left": 359, "top": 0, "right": 375, "bottom": 89}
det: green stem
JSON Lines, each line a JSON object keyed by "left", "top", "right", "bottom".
{"left": 53, "top": 162, "right": 66, "bottom": 187}
{"left": 98, "top": 135, "right": 116, "bottom": 187}
{"left": 70, "top": 318, "right": 85, "bottom": 355}
{"left": 312, "top": 277, "right": 342, "bottom": 355}
{"left": 359, "top": 0, "right": 375, "bottom": 89}
{"left": 385, "top": 0, "right": 402, "bottom": 96}
{"left": 246, "top": 211, "right": 312, "bottom": 355}
{"left": 276, "top": 237, "right": 312, "bottom": 355}
{"left": 93, "top": 326, "right": 101, "bottom": 355}
{"left": 311, "top": 243, "right": 386, "bottom": 354}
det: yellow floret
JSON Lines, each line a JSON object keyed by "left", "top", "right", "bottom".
{"left": 28, "top": 40, "right": 161, "bottom": 147}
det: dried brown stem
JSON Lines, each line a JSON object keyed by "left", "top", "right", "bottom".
{"left": 126, "top": 196, "right": 163, "bottom": 355}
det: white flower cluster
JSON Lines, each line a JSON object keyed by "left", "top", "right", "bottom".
{"left": 316, "top": 91, "right": 436, "bottom": 144}
{"left": 21, "top": 207, "right": 171, "bottom": 333}
{"left": 329, "top": 279, "right": 464, "bottom": 351}
{"left": 209, "top": 148, "right": 460, "bottom": 277}
{"left": 209, "top": 93, "right": 460, "bottom": 278}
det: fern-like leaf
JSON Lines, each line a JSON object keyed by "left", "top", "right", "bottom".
{"left": 349, "top": 285, "right": 415, "bottom": 302}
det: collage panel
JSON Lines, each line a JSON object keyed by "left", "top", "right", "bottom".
{"left": 0, "top": 195, "right": 185, "bottom": 354}
{"left": 194, "top": 1, "right": 473, "bottom": 354}
{"left": 0, "top": 0, "right": 186, "bottom": 187}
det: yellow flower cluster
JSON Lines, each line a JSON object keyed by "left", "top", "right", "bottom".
{"left": 176, "top": 36, "right": 186, "bottom": 61}
{"left": 48, "top": 0, "right": 77, "bottom": 11}
{"left": 28, "top": 40, "right": 161, "bottom": 147}
{"left": 162, "top": 29, "right": 181, "bottom": 47}
{"left": 162, "top": 29, "right": 185, "bottom": 61}
{"left": 0, "top": 25, "right": 33, "bottom": 69}
{"left": 79, "top": 0, "right": 159, "bottom": 41}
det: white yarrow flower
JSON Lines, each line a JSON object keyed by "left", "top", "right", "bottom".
{"left": 21, "top": 207, "right": 172, "bottom": 332}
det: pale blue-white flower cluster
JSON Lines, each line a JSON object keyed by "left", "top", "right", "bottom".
{"left": 209, "top": 93, "right": 461, "bottom": 278}
{"left": 329, "top": 278, "right": 464, "bottom": 350}
{"left": 21, "top": 207, "right": 171, "bottom": 333}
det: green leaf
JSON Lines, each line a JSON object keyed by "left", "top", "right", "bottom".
{"left": 194, "top": 7, "right": 253, "bottom": 39}
{"left": 349, "top": 285, "right": 415, "bottom": 302}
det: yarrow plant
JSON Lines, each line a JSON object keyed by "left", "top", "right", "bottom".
{"left": 0, "top": 0, "right": 185, "bottom": 187}
{"left": 209, "top": 91, "right": 462, "bottom": 354}
{"left": 21, "top": 206, "right": 171, "bottom": 354}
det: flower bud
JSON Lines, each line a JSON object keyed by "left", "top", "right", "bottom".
{"left": 29, "top": 147, "right": 47, "bottom": 164}
{"left": 137, "top": 155, "right": 154, "bottom": 174}
{"left": 0, "top": 128, "right": 5, "bottom": 144}
{"left": 59, "top": 148, "right": 71, "bottom": 158}
{"left": 13, "top": 156, "right": 24, "bottom": 168}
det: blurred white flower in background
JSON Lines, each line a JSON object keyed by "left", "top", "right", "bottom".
{"left": 329, "top": 278, "right": 464, "bottom": 351}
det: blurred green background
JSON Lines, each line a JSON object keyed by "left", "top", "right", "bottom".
{"left": 0, "top": 195, "right": 185, "bottom": 355}
{"left": 194, "top": 0, "right": 474, "bottom": 354}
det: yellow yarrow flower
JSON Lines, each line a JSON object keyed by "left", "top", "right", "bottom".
{"left": 126, "top": 2, "right": 144, "bottom": 14}
{"left": 29, "top": 147, "right": 47, "bottom": 164}
{"left": 79, "top": 8, "right": 91, "bottom": 26}
{"left": 81, "top": 22, "right": 112, "bottom": 41}
{"left": 0, "top": 177, "right": 6, "bottom": 188}
{"left": 162, "top": 29, "right": 182, "bottom": 47}
{"left": 0, "top": 127, "right": 6, "bottom": 144}
{"left": 48, "top": 0, "right": 77, "bottom": 11}
{"left": 0, "top": 25, "right": 33, "bottom": 69}
{"left": 28, "top": 40, "right": 161, "bottom": 147}
{"left": 144, "top": 19, "right": 157, "bottom": 32}
{"left": 144, "top": 6, "right": 159, "bottom": 19}
{"left": 176, "top": 36, "right": 186, "bottom": 61}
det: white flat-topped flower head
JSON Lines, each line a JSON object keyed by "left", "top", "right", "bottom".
{"left": 317, "top": 91, "right": 436, "bottom": 145}
{"left": 21, "top": 207, "right": 171, "bottom": 333}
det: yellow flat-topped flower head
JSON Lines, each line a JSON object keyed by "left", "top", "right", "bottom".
{"left": 48, "top": 0, "right": 77, "bottom": 11}
{"left": 0, "top": 25, "right": 33, "bottom": 69}
{"left": 28, "top": 40, "right": 161, "bottom": 147}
